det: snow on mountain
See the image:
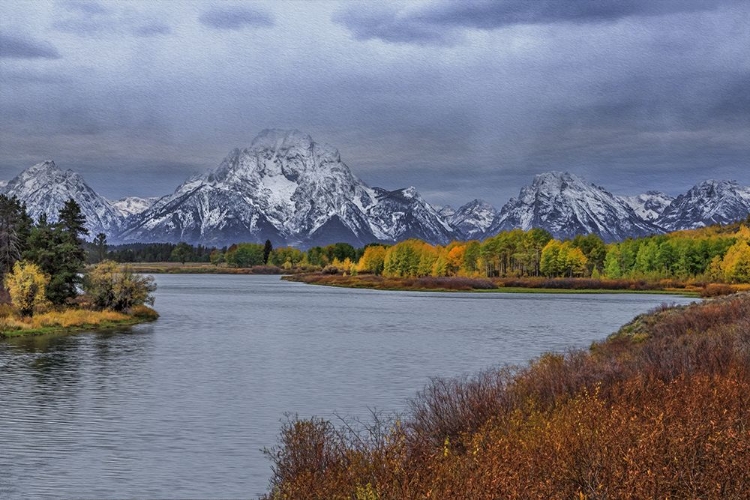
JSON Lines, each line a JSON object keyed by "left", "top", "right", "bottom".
{"left": 110, "top": 196, "right": 159, "bottom": 217}
{"left": 619, "top": 191, "right": 674, "bottom": 222}
{"left": 119, "top": 129, "right": 455, "bottom": 247}
{"left": 0, "top": 180, "right": 7, "bottom": 189}
{"left": 657, "top": 180, "right": 750, "bottom": 231}
{"left": 448, "top": 199, "right": 498, "bottom": 240}
{"left": 486, "top": 171, "right": 661, "bottom": 242}
{"left": 437, "top": 205, "right": 456, "bottom": 219}
{"left": 2, "top": 160, "right": 123, "bottom": 236}
{"left": 366, "top": 186, "right": 456, "bottom": 245}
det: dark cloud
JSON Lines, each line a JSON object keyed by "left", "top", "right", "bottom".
{"left": 199, "top": 6, "right": 274, "bottom": 30}
{"left": 0, "top": 34, "right": 61, "bottom": 59}
{"left": 331, "top": 6, "right": 457, "bottom": 45}
{"left": 64, "top": 0, "right": 110, "bottom": 15}
{"left": 420, "top": 0, "right": 733, "bottom": 29}
{"left": 1, "top": 2, "right": 748, "bottom": 207}
{"left": 334, "top": 0, "right": 738, "bottom": 45}
{"left": 53, "top": 3, "right": 171, "bottom": 37}
{"left": 132, "top": 22, "right": 171, "bottom": 37}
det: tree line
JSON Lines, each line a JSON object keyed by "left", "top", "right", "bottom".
{"left": 80, "top": 211, "right": 750, "bottom": 284}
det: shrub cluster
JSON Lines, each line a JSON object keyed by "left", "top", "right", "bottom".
{"left": 263, "top": 293, "right": 750, "bottom": 499}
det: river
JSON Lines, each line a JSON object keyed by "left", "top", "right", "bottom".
{"left": 0, "top": 274, "right": 694, "bottom": 498}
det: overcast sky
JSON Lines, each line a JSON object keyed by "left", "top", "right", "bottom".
{"left": 1, "top": 0, "right": 748, "bottom": 207}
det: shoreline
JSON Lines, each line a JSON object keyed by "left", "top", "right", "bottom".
{"left": 264, "top": 292, "right": 750, "bottom": 497}
{"left": 281, "top": 273, "right": 719, "bottom": 297}
{"left": 0, "top": 307, "right": 159, "bottom": 339}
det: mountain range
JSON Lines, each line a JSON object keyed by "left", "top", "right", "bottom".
{"left": 2, "top": 129, "right": 749, "bottom": 247}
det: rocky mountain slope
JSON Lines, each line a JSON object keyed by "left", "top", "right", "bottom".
{"left": 486, "top": 172, "right": 662, "bottom": 242}
{"left": 2, "top": 160, "right": 122, "bottom": 236}
{"left": 110, "top": 196, "right": 159, "bottom": 217}
{"left": 5, "top": 137, "right": 748, "bottom": 247}
{"left": 656, "top": 180, "right": 750, "bottom": 231}
{"left": 118, "top": 129, "right": 455, "bottom": 247}
{"left": 619, "top": 191, "right": 674, "bottom": 222}
{"left": 447, "top": 199, "right": 497, "bottom": 240}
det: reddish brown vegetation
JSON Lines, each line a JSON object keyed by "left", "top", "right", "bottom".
{"left": 263, "top": 293, "right": 750, "bottom": 499}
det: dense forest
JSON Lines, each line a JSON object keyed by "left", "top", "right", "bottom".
{"left": 102, "top": 216, "right": 750, "bottom": 284}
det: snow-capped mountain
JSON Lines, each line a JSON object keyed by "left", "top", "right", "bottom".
{"left": 619, "top": 191, "right": 674, "bottom": 222}
{"left": 657, "top": 180, "right": 750, "bottom": 231}
{"left": 119, "top": 129, "right": 455, "bottom": 247}
{"left": 2, "top": 160, "right": 122, "bottom": 236}
{"left": 437, "top": 205, "right": 456, "bottom": 220}
{"left": 367, "top": 187, "right": 455, "bottom": 245}
{"left": 448, "top": 199, "right": 498, "bottom": 240}
{"left": 111, "top": 196, "right": 159, "bottom": 217}
{"left": 7, "top": 145, "right": 748, "bottom": 247}
{"left": 486, "top": 172, "right": 661, "bottom": 242}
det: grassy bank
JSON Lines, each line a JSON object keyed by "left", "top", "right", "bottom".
{"left": 282, "top": 273, "right": 745, "bottom": 297}
{"left": 263, "top": 292, "right": 750, "bottom": 499}
{"left": 0, "top": 305, "right": 159, "bottom": 338}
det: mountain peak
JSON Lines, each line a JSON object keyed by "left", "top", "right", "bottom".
{"left": 491, "top": 171, "right": 659, "bottom": 242}
{"left": 530, "top": 171, "right": 590, "bottom": 191}
{"left": 4, "top": 160, "right": 122, "bottom": 235}
{"left": 250, "top": 129, "right": 313, "bottom": 152}
{"left": 26, "top": 160, "right": 60, "bottom": 175}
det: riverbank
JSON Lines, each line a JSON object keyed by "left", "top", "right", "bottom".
{"left": 0, "top": 305, "right": 159, "bottom": 338}
{"left": 264, "top": 292, "right": 750, "bottom": 499}
{"left": 113, "top": 262, "right": 299, "bottom": 275}
{"left": 281, "top": 273, "right": 745, "bottom": 297}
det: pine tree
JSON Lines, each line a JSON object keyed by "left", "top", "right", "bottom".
{"left": 93, "top": 233, "right": 108, "bottom": 263}
{"left": 24, "top": 200, "right": 89, "bottom": 305}
{"left": 0, "top": 195, "right": 32, "bottom": 278}
{"left": 263, "top": 239, "right": 273, "bottom": 264}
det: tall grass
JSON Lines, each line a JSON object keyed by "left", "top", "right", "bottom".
{"left": 0, "top": 307, "right": 158, "bottom": 334}
{"left": 263, "top": 293, "right": 750, "bottom": 499}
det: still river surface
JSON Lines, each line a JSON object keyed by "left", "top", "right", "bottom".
{"left": 0, "top": 275, "right": 695, "bottom": 498}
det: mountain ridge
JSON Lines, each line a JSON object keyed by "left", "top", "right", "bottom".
{"left": 4, "top": 131, "right": 749, "bottom": 246}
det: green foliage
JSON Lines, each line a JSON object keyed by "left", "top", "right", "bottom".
{"left": 0, "top": 194, "right": 32, "bottom": 278}
{"left": 92, "top": 232, "right": 108, "bottom": 263}
{"left": 4, "top": 260, "right": 49, "bottom": 317}
{"left": 101, "top": 242, "right": 217, "bottom": 263}
{"left": 83, "top": 260, "right": 156, "bottom": 311}
{"left": 480, "top": 228, "right": 552, "bottom": 277}
{"left": 225, "top": 243, "right": 265, "bottom": 267}
{"left": 601, "top": 227, "right": 748, "bottom": 282}
{"left": 540, "top": 240, "right": 587, "bottom": 277}
{"left": 270, "top": 247, "right": 304, "bottom": 267}
{"left": 209, "top": 249, "right": 224, "bottom": 266}
{"left": 571, "top": 234, "right": 606, "bottom": 274}
{"left": 170, "top": 242, "right": 192, "bottom": 264}
{"left": 23, "top": 200, "right": 88, "bottom": 305}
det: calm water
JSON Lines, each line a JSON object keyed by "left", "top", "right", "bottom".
{"left": 0, "top": 275, "right": 694, "bottom": 498}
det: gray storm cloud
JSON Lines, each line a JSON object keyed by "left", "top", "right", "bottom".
{"left": 0, "top": 0, "right": 747, "bottom": 207}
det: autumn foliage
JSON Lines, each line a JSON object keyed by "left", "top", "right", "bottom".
{"left": 263, "top": 293, "right": 750, "bottom": 499}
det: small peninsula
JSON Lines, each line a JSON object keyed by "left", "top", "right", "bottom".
{"left": 0, "top": 196, "right": 157, "bottom": 339}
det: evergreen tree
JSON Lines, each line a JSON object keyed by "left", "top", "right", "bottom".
{"left": 263, "top": 239, "right": 273, "bottom": 264}
{"left": 170, "top": 242, "right": 192, "bottom": 264}
{"left": 0, "top": 195, "right": 32, "bottom": 278}
{"left": 24, "top": 200, "right": 89, "bottom": 305}
{"left": 93, "top": 233, "right": 108, "bottom": 263}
